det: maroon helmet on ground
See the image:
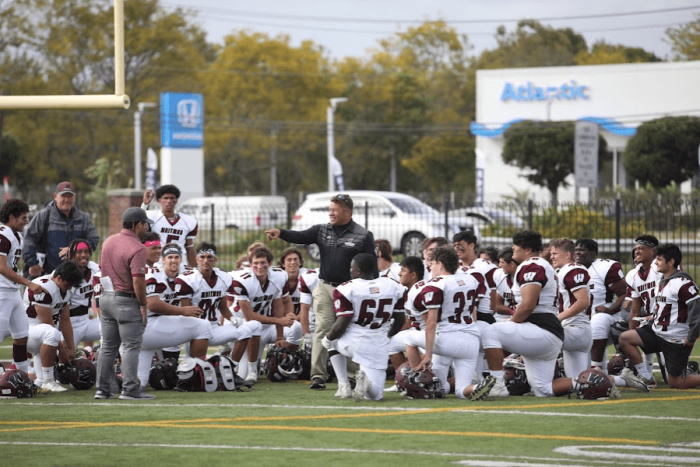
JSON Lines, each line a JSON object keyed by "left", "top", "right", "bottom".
{"left": 403, "top": 368, "right": 444, "bottom": 399}
{"left": 70, "top": 358, "right": 96, "bottom": 390}
{"left": 607, "top": 354, "right": 626, "bottom": 375}
{"left": 576, "top": 369, "right": 618, "bottom": 400}
{"left": 395, "top": 362, "right": 412, "bottom": 394}
{"left": 0, "top": 369, "right": 37, "bottom": 398}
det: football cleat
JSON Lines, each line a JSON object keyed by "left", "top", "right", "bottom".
{"left": 335, "top": 382, "right": 352, "bottom": 399}
{"left": 469, "top": 375, "right": 496, "bottom": 401}
{"left": 620, "top": 368, "right": 650, "bottom": 392}
{"left": 245, "top": 371, "right": 258, "bottom": 385}
{"left": 38, "top": 380, "right": 68, "bottom": 393}
{"left": 643, "top": 377, "right": 657, "bottom": 389}
{"left": 488, "top": 379, "right": 510, "bottom": 397}
{"left": 385, "top": 384, "right": 399, "bottom": 393}
{"left": 352, "top": 370, "right": 372, "bottom": 402}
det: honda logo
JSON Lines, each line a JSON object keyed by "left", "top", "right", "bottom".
{"left": 177, "top": 99, "right": 201, "bottom": 128}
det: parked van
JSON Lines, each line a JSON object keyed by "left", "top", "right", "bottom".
{"left": 178, "top": 196, "right": 287, "bottom": 231}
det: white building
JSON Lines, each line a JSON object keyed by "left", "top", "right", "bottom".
{"left": 473, "top": 60, "right": 700, "bottom": 202}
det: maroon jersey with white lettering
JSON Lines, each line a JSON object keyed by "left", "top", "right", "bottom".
{"left": 556, "top": 263, "right": 591, "bottom": 326}
{"left": 23, "top": 275, "right": 72, "bottom": 327}
{"left": 175, "top": 268, "right": 232, "bottom": 324}
{"left": 0, "top": 224, "right": 23, "bottom": 290}
{"left": 652, "top": 274, "right": 699, "bottom": 344}
{"left": 333, "top": 277, "right": 405, "bottom": 334}
{"left": 411, "top": 274, "right": 479, "bottom": 334}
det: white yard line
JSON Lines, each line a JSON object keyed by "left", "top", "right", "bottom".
{"left": 457, "top": 409, "right": 700, "bottom": 422}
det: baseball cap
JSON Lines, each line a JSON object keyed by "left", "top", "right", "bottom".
{"left": 122, "top": 207, "right": 154, "bottom": 226}
{"left": 55, "top": 181, "right": 76, "bottom": 195}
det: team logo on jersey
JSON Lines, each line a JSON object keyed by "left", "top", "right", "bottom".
{"left": 457, "top": 280, "right": 465, "bottom": 286}
{"left": 618, "top": 270, "right": 624, "bottom": 278}
{"left": 344, "top": 242, "right": 355, "bottom": 247}
{"left": 689, "top": 286, "right": 698, "bottom": 295}
{"left": 424, "top": 292, "right": 433, "bottom": 302}
{"left": 234, "top": 287, "right": 243, "bottom": 294}
{"left": 574, "top": 273, "right": 585, "bottom": 284}
{"left": 334, "top": 299, "right": 341, "bottom": 309}
{"left": 524, "top": 272, "right": 536, "bottom": 282}
{"left": 369, "top": 287, "right": 379, "bottom": 294}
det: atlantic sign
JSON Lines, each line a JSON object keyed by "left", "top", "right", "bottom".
{"left": 160, "top": 92, "right": 204, "bottom": 148}
{"left": 501, "top": 81, "right": 589, "bottom": 102}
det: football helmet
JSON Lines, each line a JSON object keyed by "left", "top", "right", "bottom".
{"left": 607, "top": 353, "right": 627, "bottom": 376}
{"left": 503, "top": 355, "right": 530, "bottom": 396}
{"left": 70, "top": 358, "right": 96, "bottom": 390}
{"left": 207, "top": 355, "right": 236, "bottom": 391}
{"left": 553, "top": 352, "right": 565, "bottom": 379}
{"left": 149, "top": 358, "right": 179, "bottom": 390}
{"left": 576, "top": 369, "right": 616, "bottom": 400}
{"left": 266, "top": 345, "right": 302, "bottom": 382}
{"left": 687, "top": 361, "right": 699, "bottom": 375}
{"left": 0, "top": 369, "right": 37, "bottom": 398}
{"left": 176, "top": 358, "right": 217, "bottom": 392}
{"left": 403, "top": 368, "right": 444, "bottom": 399}
{"left": 394, "top": 362, "right": 412, "bottom": 394}
{"left": 54, "top": 361, "right": 76, "bottom": 385}
{"left": 297, "top": 345, "right": 312, "bottom": 381}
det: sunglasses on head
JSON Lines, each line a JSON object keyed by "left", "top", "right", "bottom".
{"left": 332, "top": 194, "right": 352, "bottom": 208}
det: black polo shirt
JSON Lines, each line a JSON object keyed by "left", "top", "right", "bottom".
{"left": 279, "top": 219, "right": 376, "bottom": 284}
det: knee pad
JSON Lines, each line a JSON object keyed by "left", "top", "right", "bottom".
{"left": 531, "top": 381, "right": 555, "bottom": 397}
{"left": 285, "top": 322, "right": 303, "bottom": 345}
{"left": 242, "top": 320, "right": 263, "bottom": 338}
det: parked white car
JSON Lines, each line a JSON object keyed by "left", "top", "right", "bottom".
{"left": 447, "top": 207, "right": 525, "bottom": 230}
{"left": 178, "top": 196, "right": 287, "bottom": 231}
{"left": 291, "top": 191, "right": 480, "bottom": 261}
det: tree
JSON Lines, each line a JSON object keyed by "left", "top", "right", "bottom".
{"left": 666, "top": 13, "right": 700, "bottom": 60}
{"left": 502, "top": 120, "right": 607, "bottom": 203}
{"left": 476, "top": 20, "right": 587, "bottom": 70}
{"left": 624, "top": 116, "right": 700, "bottom": 188}
{"left": 575, "top": 41, "right": 661, "bottom": 65}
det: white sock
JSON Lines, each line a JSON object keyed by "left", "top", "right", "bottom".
{"left": 591, "top": 361, "right": 604, "bottom": 370}
{"left": 635, "top": 362, "right": 652, "bottom": 380}
{"left": 14, "top": 360, "right": 29, "bottom": 373}
{"left": 329, "top": 354, "right": 348, "bottom": 383}
{"left": 644, "top": 353, "right": 654, "bottom": 374}
{"left": 42, "top": 366, "right": 54, "bottom": 383}
{"left": 491, "top": 370, "right": 504, "bottom": 382}
{"left": 248, "top": 361, "right": 257, "bottom": 376}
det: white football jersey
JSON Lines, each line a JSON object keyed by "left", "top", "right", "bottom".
{"left": 229, "top": 267, "right": 288, "bottom": 318}
{"left": 175, "top": 268, "right": 233, "bottom": 324}
{"left": 24, "top": 274, "right": 73, "bottom": 327}
{"left": 298, "top": 269, "right": 319, "bottom": 307}
{"left": 626, "top": 262, "right": 662, "bottom": 315}
{"left": 652, "top": 274, "right": 699, "bottom": 344}
{"left": 556, "top": 262, "right": 591, "bottom": 327}
{"left": 0, "top": 224, "right": 23, "bottom": 290}
{"left": 333, "top": 277, "right": 405, "bottom": 334}
{"left": 145, "top": 266, "right": 181, "bottom": 318}
{"left": 379, "top": 262, "right": 401, "bottom": 282}
{"left": 455, "top": 265, "right": 489, "bottom": 315}
{"left": 70, "top": 261, "right": 100, "bottom": 312}
{"left": 494, "top": 269, "right": 517, "bottom": 310}
{"left": 513, "top": 257, "right": 559, "bottom": 316}
{"left": 146, "top": 211, "right": 198, "bottom": 264}
{"left": 410, "top": 273, "right": 479, "bottom": 334}
{"left": 285, "top": 267, "right": 310, "bottom": 316}
{"left": 587, "top": 258, "right": 624, "bottom": 309}
{"left": 466, "top": 258, "right": 498, "bottom": 313}
{"left": 404, "top": 280, "right": 428, "bottom": 329}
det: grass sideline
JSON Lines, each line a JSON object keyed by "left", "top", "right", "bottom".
{"left": 2, "top": 337, "right": 700, "bottom": 466}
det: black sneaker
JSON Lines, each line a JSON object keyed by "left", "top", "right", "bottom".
{"left": 94, "top": 390, "right": 115, "bottom": 400}
{"left": 309, "top": 378, "right": 326, "bottom": 390}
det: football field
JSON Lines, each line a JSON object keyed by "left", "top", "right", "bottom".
{"left": 2, "top": 370, "right": 700, "bottom": 467}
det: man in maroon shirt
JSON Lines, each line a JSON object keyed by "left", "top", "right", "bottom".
{"left": 95, "top": 207, "right": 154, "bottom": 400}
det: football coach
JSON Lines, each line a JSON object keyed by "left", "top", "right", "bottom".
{"left": 95, "top": 207, "right": 155, "bottom": 400}
{"left": 266, "top": 194, "right": 376, "bottom": 389}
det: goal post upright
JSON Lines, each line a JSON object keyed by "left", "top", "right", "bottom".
{"left": 0, "top": 0, "right": 130, "bottom": 110}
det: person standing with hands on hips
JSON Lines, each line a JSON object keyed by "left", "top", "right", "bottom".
{"left": 266, "top": 194, "right": 376, "bottom": 389}
{"left": 94, "top": 207, "right": 155, "bottom": 400}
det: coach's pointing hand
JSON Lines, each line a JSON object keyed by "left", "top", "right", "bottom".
{"left": 265, "top": 229, "right": 281, "bottom": 241}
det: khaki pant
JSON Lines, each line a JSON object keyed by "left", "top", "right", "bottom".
{"left": 311, "top": 281, "right": 358, "bottom": 381}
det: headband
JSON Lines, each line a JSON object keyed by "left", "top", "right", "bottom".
{"left": 75, "top": 241, "right": 90, "bottom": 251}
{"left": 144, "top": 239, "right": 161, "bottom": 247}
{"left": 636, "top": 239, "right": 656, "bottom": 248}
{"left": 197, "top": 248, "right": 217, "bottom": 258}
{"left": 162, "top": 245, "right": 182, "bottom": 258}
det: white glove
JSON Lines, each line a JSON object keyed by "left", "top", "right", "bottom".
{"left": 321, "top": 336, "right": 335, "bottom": 350}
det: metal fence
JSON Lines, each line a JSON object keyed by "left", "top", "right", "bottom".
{"left": 77, "top": 197, "right": 700, "bottom": 277}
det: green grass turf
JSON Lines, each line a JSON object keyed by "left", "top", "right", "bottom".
{"left": 2, "top": 338, "right": 700, "bottom": 466}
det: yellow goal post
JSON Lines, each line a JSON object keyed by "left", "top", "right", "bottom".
{"left": 0, "top": 0, "right": 130, "bottom": 110}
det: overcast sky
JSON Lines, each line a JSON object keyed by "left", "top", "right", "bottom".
{"left": 160, "top": 0, "right": 700, "bottom": 61}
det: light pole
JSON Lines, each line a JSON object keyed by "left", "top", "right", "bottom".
{"left": 327, "top": 97, "right": 348, "bottom": 192}
{"left": 134, "top": 102, "right": 156, "bottom": 190}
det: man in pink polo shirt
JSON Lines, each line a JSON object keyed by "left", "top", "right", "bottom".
{"left": 95, "top": 207, "right": 154, "bottom": 400}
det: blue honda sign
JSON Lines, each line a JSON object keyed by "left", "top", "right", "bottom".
{"left": 501, "top": 81, "right": 589, "bottom": 102}
{"left": 160, "top": 92, "right": 204, "bottom": 148}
